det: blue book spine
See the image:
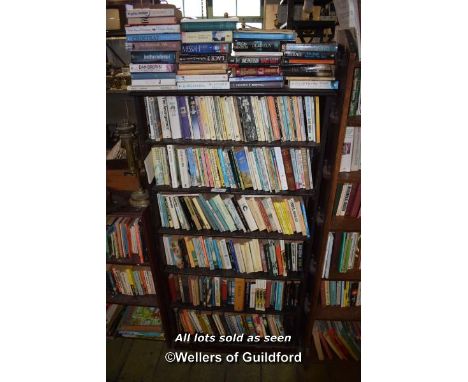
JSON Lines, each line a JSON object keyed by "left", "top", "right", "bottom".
{"left": 188, "top": 96, "right": 201, "bottom": 139}
{"left": 196, "top": 196, "right": 221, "bottom": 231}
{"left": 203, "top": 238, "right": 215, "bottom": 270}
{"left": 131, "top": 72, "right": 176, "bottom": 80}
{"left": 330, "top": 281, "right": 336, "bottom": 306}
{"left": 212, "top": 240, "right": 224, "bottom": 270}
{"left": 234, "top": 150, "right": 250, "bottom": 183}
{"left": 217, "top": 148, "right": 230, "bottom": 188}
{"left": 176, "top": 96, "right": 192, "bottom": 139}
{"left": 227, "top": 240, "right": 240, "bottom": 273}
{"left": 130, "top": 51, "right": 176, "bottom": 64}
{"left": 186, "top": 148, "right": 198, "bottom": 186}
{"left": 233, "top": 32, "right": 296, "bottom": 40}
{"left": 300, "top": 199, "right": 310, "bottom": 237}
{"left": 229, "top": 76, "right": 283, "bottom": 82}
{"left": 207, "top": 198, "right": 229, "bottom": 231}
{"left": 181, "top": 21, "right": 237, "bottom": 32}
{"left": 283, "top": 43, "right": 338, "bottom": 52}
{"left": 126, "top": 33, "right": 181, "bottom": 42}
{"left": 181, "top": 43, "right": 231, "bottom": 54}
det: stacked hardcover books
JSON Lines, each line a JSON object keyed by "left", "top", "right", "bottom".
{"left": 229, "top": 30, "right": 296, "bottom": 89}
{"left": 281, "top": 43, "right": 339, "bottom": 90}
{"left": 177, "top": 17, "right": 239, "bottom": 90}
{"left": 117, "top": 306, "right": 165, "bottom": 339}
{"left": 125, "top": 4, "right": 182, "bottom": 90}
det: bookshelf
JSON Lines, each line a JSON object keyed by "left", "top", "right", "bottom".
{"left": 130, "top": 86, "right": 341, "bottom": 352}
{"left": 106, "top": 207, "right": 171, "bottom": 342}
{"left": 305, "top": 52, "right": 361, "bottom": 360}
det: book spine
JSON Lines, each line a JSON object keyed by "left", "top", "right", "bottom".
{"left": 182, "top": 31, "right": 233, "bottom": 43}
{"left": 230, "top": 81, "right": 284, "bottom": 89}
{"left": 233, "top": 32, "right": 296, "bottom": 40}
{"left": 125, "top": 25, "right": 181, "bottom": 34}
{"left": 180, "top": 21, "right": 237, "bottom": 32}
{"left": 130, "top": 52, "right": 176, "bottom": 64}
{"left": 229, "top": 76, "right": 283, "bottom": 82}
{"left": 228, "top": 57, "right": 282, "bottom": 65}
{"left": 179, "top": 54, "right": 228, "bottom": 63}
{"left": 233, "top": 40, "right": 281, "bottom": 51}
{"left": 129, "top": 63, "right": 176, "bottom": 73}
{"left": 282, "top": 43, "right": 338, "bottom": 52}
{"left": 176, "top": 74, "right": 228, "bottom": 82}
{"left": 177, "top": 82, "right": 230, "bottom": 90}
{"left": 283, "top": 51, "right": 336, "bottom": 59}
{"left": 181, "top": 43, "right": 231, "bottom": 54}
{"left": 233, "top": 67, "right": 281, "bottom": 77}
{"left": 125, "top": 41, "right": 181, "bottom": 51}
{"left": 126, "top": 33, "right": 181, "bottom": 42}
{"left": 131, "top": 79, "right": 176, "bottom": 86}
{"left": 288, "top": 80, "right": 339, "bottom": 90}
{"left": 126, "top": 9, "right": 177, "bottom": 17}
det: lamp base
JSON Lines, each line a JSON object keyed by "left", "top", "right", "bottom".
{"left": 129, "top": 188, "right": 150, "bottom": 208}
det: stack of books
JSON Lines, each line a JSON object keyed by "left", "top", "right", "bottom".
{"left": 143, "top": 95, "right": 321, "bottom": 143}
{"left": 125, "top": 4, "right": 182, "bottom": 90}
{"left": 177, "top": 17, "right": 239, "bottom": 90}
{"left": 281, "top": 43, "right": 339, "bottom": 90}
{"left": 312, "top": 320, "right": 361, "bottom": 361}
{"left": 117, "top": 306, "right": 165, "bottom": 339}
{"left": 175, "top": 308, "right": 288, "bottom": 337}
{"left": 151, "top": 145, "right": 314, "bottom": 192}
{"left": 157, "top": 194, "right": 310, "bottom": 236}
{"left": 163, "top": 235, "right": 304, "bottom": 276}
{"left": 169, "top": 276, "right": 299, "bottom": 311}
{"left": 229, "top": 30, "right": 296, "bottom": 89}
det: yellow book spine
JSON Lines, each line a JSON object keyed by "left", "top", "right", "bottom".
{"left": 272, "top": 200, "right": 287, "bottom": 234}
{"left": 125, "top": 268, "right": 135, "bottom": 292}
{"left": 192, "top": 197, "right": 211, "bottom": 230}
{"left": 184, "top": 237, "right": 196, "bottom": 268}
{"left": 214, "top": 149, "right": 226, "bottom": 187}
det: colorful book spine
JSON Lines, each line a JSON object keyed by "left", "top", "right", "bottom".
{"left": 181, "top": 43, "right": 231, "bottom": 54}
{"left": 126, "top": 33, "right": 182, "bottom": 42}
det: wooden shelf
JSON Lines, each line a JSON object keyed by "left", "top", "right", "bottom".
{"left": 337, "top": 171, "right": 361, "bottom": 183}
{"left": 147, "top": 138, "right": 320, "bottom": 148}
{"left": 325, "top": 270, "right": 361, "bottom": 281}
{"left": 106, "top": 258, "right": 149, "bottom": 266}
{"left": 171, "top": 302, "right": 297, "bottom": 316}
{"left": 312, "top": 306, "right": 360, "bottom": 321}
{"left": 347, "top": 116, "right": 361, "bottom": 126}
{"left": 128, "top": 88, "right": 338, "bottom": 97}
{"left": 158, "top": 227, "right": 308, "bottom": 241}
{"left": 106, "top": 294, "right": 159, "bottom": 307}
{"left": 152, "top": 185, "right": 316, "bottom": 198}
{"left": 165, "top": 265, "right": 304, "bottom": 281}
{"left": 330, "top": 217, "right": 361, "bottom": 231}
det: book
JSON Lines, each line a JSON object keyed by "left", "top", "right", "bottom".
{"left": 282, "top": 43, "right": 338, "bottom": 52}
{"left": 233, "top": 30, "right": 296, "bottom": 41}
{"left": 125, "top": 41, "right": 181, "bottom": 51}
{"left": 130, "top": 51, "right": 177, "bottom": 64}
{"left": 177, "top": 82, "right": 230, "bottom": 90}
{"left": 129, "top": 63, "right": 176, "bottom": 73}
{"left": 339, "top": 127, "right": 354, "bottom": 172}
{"left": 176, "top": 74, "right": 228, "bottom": 82}
{"left": 181, "top": 43, "right": 231, "bottom": 54}
{"left": 180, "top": 17, "right": 239, "bottom": 32}
{"left": 125, "top": 24, "right": 180, "bottom": 34}
{"left": 127, "top": 7, "right": 182, "bottom": 19}
{"left": 126, "top": 33, "right": 182, "bottom": 42}
{"left": 127, "top": 16, "right": 180, "bottom": 25}
{"left": 182, "top": 31, "right": 233, "bottom": 43}
{"left": 288, "top": 80, "right": 339, "bottom": 90}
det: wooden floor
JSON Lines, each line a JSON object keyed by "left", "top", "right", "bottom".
{"left": 107, "top": 338, "right": 360, "bottom": 382}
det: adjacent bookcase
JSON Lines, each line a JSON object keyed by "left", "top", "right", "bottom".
{"left": 305, "top": 52, "right": 361, "bottom": 360}
{"left": 129, "top": 87, "right": 341, "bottom": 353}
{"left": 106, "top": 206, "right": 172, "bottom": 342}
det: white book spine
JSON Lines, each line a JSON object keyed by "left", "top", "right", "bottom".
{"left": 129, "top": 63, "right": 176, "bottom": 73}
{"left": 339, "top": 127, "right": 354, "bottom": 172}
{"left": 166, "top": 196, "right": 180, "bottom": 229}
{"left": 243, "top": 243, "right": 255, "bottom": 273}
{"left": 219, "top": 239, "right": 232, "bottom": 269}
{"left": 132, "top": 78, "right": 176, "bottom": 86}
{"left": 166, "top": 96, "right": 181, "bottom": 139}
{"left": 288, "top": 80, "right": 336, "bottom": 89}
{"left": 166, "top": 145, "right": 180, "bottom": 188}
{"left": 126, "top": 8, "right": 176, "bottom": 17}
{"left": 127, "top": 85, "right": 178, "bottom": 91}
{"left": 177, "top": 81, "right": 230, "bottom": 90}
{"left": 181, "top": 31, "right": 233, "bottom": 43}
{"left": 125, "top": 25, "right": 180, "bottom": 34}
{"left": 157, "top": 97, "right": 172, "bottom": 139}
{"left": 237, "top": 196, "right": 258, "bottom": 231}
{"left": 250, "top": 240, "right": 263, "bottom": 272}
{"left": 177, "top": 149, "right": 191, "bottom": 188}
{"left": 273, "top": 147, "right": 288, "bottom": 190}
{"left": 350, "top": 127, "right": 361, "bottom": 171}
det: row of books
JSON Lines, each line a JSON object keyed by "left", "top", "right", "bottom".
{"left": 322, "top": 232, "right": 361, "bottom": 278}
{"left": 144, "top": 95, "right": 321, "bottom": 143}
{"left": 151, "top": 145, "right": 314, "bottom": 191}
{"left": 333, "top": 183, "right": 361, "bottom": 217}
{"left": 157, "top": 194, "right": 309, "bottom": 236}
{"left": 312, "top": 320, "right": 361, "bottom": 361}
{"left": 349, "top": 68, "right": 361, "bottom": 117}
{"left": 125, "top": 5, "right": 182, "bottom": 90}
{"left": 117, "top": 306, "right": 165, "bottom": 339}
{"left": 175, "top": 308, "right": 288, "bottom": 338}
{"left": 340, "top": 126, "right": 361, "bottom": 172}
{"left": 279, "top": 43, "right": 338, "bottom": 89}
{"left": 106, "top": 214, "right": 146, "bottom": 263}
{"left": 168, "top": 275, "right": 300, "bottom": 312}
{"left": 106, "top": 265, "right": 156, "bottom": 296}
{"left": 320, "top": 280, "right": 361, "bottom": 307}
{"left": 163, "top": 235, "right": 304, "bottom": 276}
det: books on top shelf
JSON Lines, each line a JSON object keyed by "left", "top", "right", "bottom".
{"left": 169, "top": 275, "right": 299, "bottom": 311}
{"left": 144, "top": 95, "right": 320, "bottom": 143}
{"left": 339, "top": 126, "right": 361, "bottom": 172}
{"left": 312, "top": 320, "right": 360, "bottom": 361}
{"left": 349, "top": 67, "right": 361, "bottom": 117}
{"left": 229, "top": 29, "right": 295, "bottom": 89}
{"left": 280, "top": 43, "right": 339, "bottom": 89}
{"left": 163, "top": 235, "right": 304, "bottom": 276}
{"left": 322, "top": 232, "right": 361, "bottom": 277}
{"left": 333, "top": 183, "right": 361, "bottom": 218}
{"left": 177, "top": 18, "right": 238, "bottom": 90}
{"left": 125, "top": 4, "right": 181, "bottom": 90}
{"left": 175, "top": 308, "right": 288, "bottom": 337}
{"left": 149, "top": 145, "right": 314, "bottom": 192}
{"left": 106, "top": 214, "right": 147, "bottom": 263}
{"left": 320, "top": 280, "right": 361, "bottom": 307}
{"left": 157, "top": 194, "right": 309, "bottom": 237}
{"left": 107, "top": 265, "right": 156, "bottom": 296}
{"left": 117, "top": 306, "right": 165, "bottom": 339}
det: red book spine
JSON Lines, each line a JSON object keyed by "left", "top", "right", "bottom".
{"left": 255, "top": 199, "right": 272, "bottom": 232}
{"left": 265, "top": 280, "right": 272, "bottom": 309}
{"left": 168, "top": 274, "right": 177, "bottom": 302}
{"left": 234, "top": 67, "right": 280, "bottom": 77}
{"left": 221, "top": 279, "right": 228, "bottom": 304}
{"left": 281, "top": 148, "right": 296, "bottom": 190}
{"left": 350, "top": 183, "right": 361, "bottom": 218}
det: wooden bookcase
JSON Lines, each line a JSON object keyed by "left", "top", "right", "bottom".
{"left": 124, "top": 86, "right": 342, "bottom": 353}
{"left": 305, "top": 51, "right": 361, "bottom": 360}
